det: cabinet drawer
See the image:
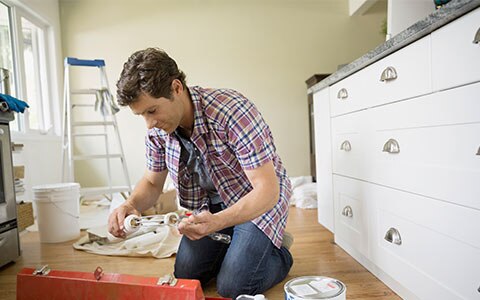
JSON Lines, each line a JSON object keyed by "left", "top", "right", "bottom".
{"left": 331, "top": 112, "right": 370, "bottom": 180}
{"left": 370, "top": 183, "right": 480, "bottom": 300}
{"left": 330, "top": 36, "right": 431, "bottom": 117}
{"left": 329, "top": 70, "right": 369, "bottom": 117}
{"left": 432, "top": 7, "right": 480, "bottom": 91}
{"left": 333, "top": 175, "right": 370, "bottom": 257}
{"left": 367, "top": 82, "right": 480, "bottom": 209}
{"left": 366, "top": 35, "right": 431, "bottom": 108}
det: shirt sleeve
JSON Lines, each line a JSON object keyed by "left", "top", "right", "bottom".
{"left": 145, "top": 129, "right": 167, "bottom": 172}
{"left": 226, "top": 94, "right": 276, "bottom": 170}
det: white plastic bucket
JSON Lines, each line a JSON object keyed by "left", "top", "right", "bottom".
{"left": 32, "top": 183, "right": 80, "bottom": 243}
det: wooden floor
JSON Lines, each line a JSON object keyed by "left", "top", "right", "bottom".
{"left": 0, "top": 207, "right": 400, "bottom": 299}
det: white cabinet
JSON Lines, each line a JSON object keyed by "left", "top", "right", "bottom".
{"left": 329, "top": 36, "right": 431, "bottom": 117}
{"left": 432, "top": 7, "right": 480, "bottom": 91}
{"left": 313, "top": 7, "right": 480, "bottom": 300}
{"left": 333, "top": 175, "right": 371, "bottom": 258}
{"left": 313, "top": 88, "right": 334, "bottom": 233}
{"left": 370, "top": 182, "right": 480, "bottom": 300}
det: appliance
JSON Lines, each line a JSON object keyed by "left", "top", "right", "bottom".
{"left": 0, "top": 68, "right": 21, "bottom": 268}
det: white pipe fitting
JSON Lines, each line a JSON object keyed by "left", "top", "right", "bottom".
{"left": 123, "top": 214, "right": 141, "bottom": 234}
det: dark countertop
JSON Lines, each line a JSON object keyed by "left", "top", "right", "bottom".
{"left": 308, "top": 0, "right": 480, "bottom": 94}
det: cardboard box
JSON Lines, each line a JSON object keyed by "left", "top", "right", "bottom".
{"left": 13, "top": 165, "right": 25, "bottom": 179}
{"left": 16, "top": 202, "right": 34, "bottom": 231}
{"left": 143, "top": 189, "right": 178, "bottom": 216}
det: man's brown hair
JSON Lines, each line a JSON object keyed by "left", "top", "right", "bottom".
{"left": 116, "top": 48, "right": 186, "bottom": 106}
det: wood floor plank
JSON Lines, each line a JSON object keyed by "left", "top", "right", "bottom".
{"left": 0, "top": 207, "right": 400, "bottom": 299}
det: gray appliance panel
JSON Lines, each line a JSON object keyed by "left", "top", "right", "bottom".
{"left": 0, "top": 124, "right": 15, "bottom": 223}
{"left": 0, "top": 227, "right": 20, "bottom": 268}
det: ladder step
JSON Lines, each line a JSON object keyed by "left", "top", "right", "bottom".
{"left": 80, "top": 186, "right": 131, "bottom": 197}
{"left": 72, "top": 104, "right": 95, "bottom": 108}
{"left": 73, "top": 121, "right": 115, "bottom": 127}
{"left": 71, "top": 89, "right": 101, "bottom": 95}
{"left": 72, "top": 133, "right": 107, "bottom": 137}
{"left": 65, "top": 57, "right": 105, "bottom": 68}
{"left": 74, "top": 154, "right": 123, "bottom": 160}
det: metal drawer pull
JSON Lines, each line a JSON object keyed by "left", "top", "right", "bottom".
{"left": 382, "top": 138, "right": 400, "bottom": 154}
{"left": 340, "top": 140, "right": 352, "bottom": 152}
{"left": 380, "top": 66, "right": 398, "bottom": 82}
{"left": 337, "top": 88, "right": 348, "bottom": 100}
{"left": 474, "top": 27, "right": 480, "bottom": 44}
{"left": 341, "top": 205, "right": 353, "bottom": 218}
{"left": 476, "top": 146, "right": 480, "bottom": 156}
{"left": 384, "top": 227, "right": 402, "bottom": 245}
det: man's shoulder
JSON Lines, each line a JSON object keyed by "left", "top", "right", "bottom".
{"left": 191, "top": 86, "right": 250, "bottom": 108}
{"left": 191, "top": 86, "right": 257, "bottom": 130}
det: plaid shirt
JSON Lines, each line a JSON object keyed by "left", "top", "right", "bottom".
{"left": 145, "top": 86, "right": 292, "bottom": 248}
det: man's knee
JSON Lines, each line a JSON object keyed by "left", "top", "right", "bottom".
{"left": 173, "top": 258, "right": 191, "bottom": 279}
{"left": 216, "top": 275, "right": 256, "bottom": 298}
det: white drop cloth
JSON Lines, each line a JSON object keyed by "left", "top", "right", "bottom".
{"left": 73, "top": 224, "right": 181, "bottom": 258}
{"left": 289, "top": 176, "right": 317, "bottom": 209}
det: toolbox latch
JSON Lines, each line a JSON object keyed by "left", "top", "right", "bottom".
{"left": 157, "top": 273, "right": 177, "bottom": 286}
{"left": 33, "top": 265, "right": 51, "bottom": 276}
{"left": 94, "top": 266, "right": 104, "bottom": 281}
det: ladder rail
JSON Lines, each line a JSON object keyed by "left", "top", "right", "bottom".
{"left": 61, "top": 64, "right": 74, "bottom": 182}
{"left": 61, "top": 65, "right": 67, "bottom": 181}
{"left": 111, "top": 112, "right": 132, "bottom": 190}
{"left": 100, "top": 66, "right": 132, "bottom": 190}
{"left": 61, "top": 57, "right": 132, "bottom": 197}
{"left": 102, "top": 104, "right": 113, "bottom": 199}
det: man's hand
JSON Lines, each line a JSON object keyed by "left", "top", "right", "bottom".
{"left": 177, "top": 211, "right": 224, "bottom": 240}
{"left": 108, "top": 202, "right": 140, "bottom": 238}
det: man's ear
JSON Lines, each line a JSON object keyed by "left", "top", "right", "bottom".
{"left": 171, "top": 79, "right": 183, "bottom": 95}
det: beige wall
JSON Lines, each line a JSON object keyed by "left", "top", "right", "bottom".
{"left": 59, "top": 0, "right": 386, "bottom": 187}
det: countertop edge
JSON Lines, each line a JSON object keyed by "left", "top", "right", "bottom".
{"left": 308, "top": 0, "right": 480, "bottom": 94}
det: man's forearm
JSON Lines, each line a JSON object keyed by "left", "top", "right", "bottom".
{"left": 215, "top": 185, "right": 278, "bottom": 229}
{"left": 126, "top": 176, "right": 163, "bottom": 213}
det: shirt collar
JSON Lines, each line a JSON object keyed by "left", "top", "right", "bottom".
{"left": 188, "top": 86, "right": 208, "bottom": 138}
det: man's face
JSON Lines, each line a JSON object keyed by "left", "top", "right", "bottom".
{"left": 129, "top": 92, "right": 184, "bottom": 134}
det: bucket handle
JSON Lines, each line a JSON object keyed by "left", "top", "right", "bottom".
{"left": 44, "top": 196, "right": 79, "bottom": 219}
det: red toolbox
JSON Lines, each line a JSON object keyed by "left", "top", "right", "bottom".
{"left": 17, "top": 266, "right": 230, "bottom": 300}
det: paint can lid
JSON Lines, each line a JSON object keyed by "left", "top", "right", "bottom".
{"left": 284, "top": 276, "right": 346, "bottom": 299}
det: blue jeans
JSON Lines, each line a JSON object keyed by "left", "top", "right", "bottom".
{"left": 174, "top": 221, "right": 293, "bottom": 298}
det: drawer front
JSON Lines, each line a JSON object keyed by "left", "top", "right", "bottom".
{"left": 332, "top": 132, "right": 367, "bottom": 179}
{"left": 367, "top": 82, "right": 480, "bottom": 210}
{"left": 331, "top": 112, "right": 370, "bottom": 179}
{"left": 329, "top": 71, "right": 369, "bottom": 117}
{"left": 329, "top": 36, "right": 431, "bottom": 117}
{"left": 370, "top": 183, "right": 480, "bottom": 300}
{"left": 333, "top": 175, "right": 370, "bottom": 257}
{"left": 365, "top": 35, "right": 431, "bottom": 108}
{"left": 432, "top": 7, "right": 480, "bottom": 91}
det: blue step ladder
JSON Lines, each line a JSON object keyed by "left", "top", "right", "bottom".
{"left": 62, "top": 57, "right": 132, "bottom": 199}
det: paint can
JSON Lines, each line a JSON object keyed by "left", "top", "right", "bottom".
{"left": 284, "top": 276, "right": 346, "bottom": 300}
